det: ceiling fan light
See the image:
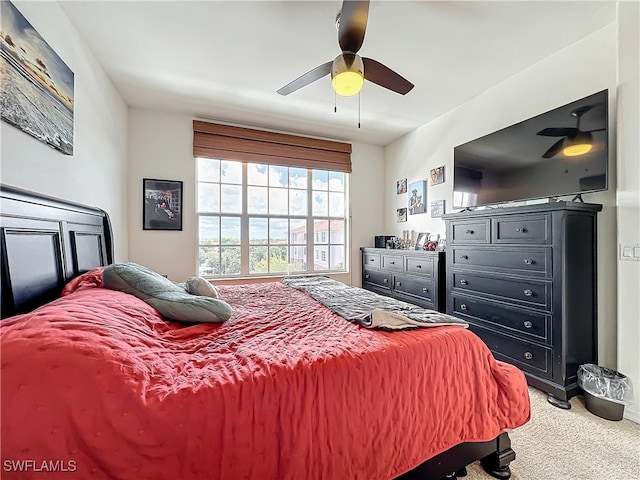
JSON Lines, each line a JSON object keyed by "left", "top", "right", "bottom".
{"left": 331, "top": 53, "right": 364, "bottom": 97}
{"left": 332, "top": 71, "right": 364, "bottom": 96}
{"left": 563, "top": 143, "right": 592, "bottom": 156}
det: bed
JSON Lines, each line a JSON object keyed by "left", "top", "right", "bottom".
{"left": 0, "top": 185, "right": 530, "bottom": 480}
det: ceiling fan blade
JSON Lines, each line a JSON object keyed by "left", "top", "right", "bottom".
{"left": 586, "top": 128, "right": 606, "bottom": 133}
{"left": 362, "top": 58, "right": 414, "bottom": 95}
{"left": 537, "top": 127, "right": 577, "bottom": 137}
{"left": 277, "top": 61, "right": 332, "bottom": 95}
{"left": 338, "top": 0, "right": 369, "bottom": 53}
{"left": 542, "top": 138, "right": 565, "bottom": 158}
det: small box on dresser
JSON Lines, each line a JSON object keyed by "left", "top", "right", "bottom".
{"left": 443, "top": 201, "right": 602, "bottom": 409}
{"left": 361, "top": 248, "right": 445, "bottom": 312}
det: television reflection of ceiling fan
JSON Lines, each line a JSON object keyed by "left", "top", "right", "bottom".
{"left": 536, "top": 105, "right": 605, "bottom": 158}
{"left": 276, "top": 0, "right": 414, "bottom": 97}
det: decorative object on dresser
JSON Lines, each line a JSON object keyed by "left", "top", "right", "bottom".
{"left": 444, "top": 201, "right": 602, "bottom": 408}
{"left": 361, "top": 247, "right": 445, "bottom": 312}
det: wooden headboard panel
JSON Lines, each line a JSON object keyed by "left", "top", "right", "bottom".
{"left": 1, "top": 185, "right": 113, "bottom": 319}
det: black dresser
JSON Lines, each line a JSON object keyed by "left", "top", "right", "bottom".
{"left": 360, "top": 248, "right": 445, "bottom": 312}
{"left": 443, "top": 202, "right": 602, "bottom": 408}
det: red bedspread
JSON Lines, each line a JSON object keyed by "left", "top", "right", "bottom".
{"left": 1, "top": 272, "right": 530, "bottom": 479}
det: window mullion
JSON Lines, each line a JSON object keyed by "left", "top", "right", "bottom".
{"left": 306, "top": 172, "right": 315, "bottom": 271}
{"left": 240, "top": 162, "right": 249, "bottom": 276}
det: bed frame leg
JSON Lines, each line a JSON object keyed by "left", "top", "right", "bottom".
{"left": 480, "top": 432, "right": 515, "bottom": 479}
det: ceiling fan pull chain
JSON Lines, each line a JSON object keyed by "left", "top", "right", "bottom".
{"left": 358, "top": 92, "right": 361, "bottom": 128}
{"left": 334, "top": 90, "right": 337, "bottom": 113}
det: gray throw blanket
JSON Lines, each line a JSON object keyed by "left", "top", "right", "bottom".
{"left": 281, "top": 276, "right": 467, "bottom": 331}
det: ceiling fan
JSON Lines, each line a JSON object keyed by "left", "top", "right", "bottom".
{"left": 277, "top": 0, "right": 414, "bottom": 97}
{"left": 537, "top": 105, "right": 605, "bottom": 158}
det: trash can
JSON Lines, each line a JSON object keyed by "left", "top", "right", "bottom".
{"left": 577, "top": 364, "right": 634, "bottom": 421}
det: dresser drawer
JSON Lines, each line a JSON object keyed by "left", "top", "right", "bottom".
{"left": 363, "top": 252, "right": 381, "bottom": 268}
{"left": 394, "top": 274, "right": 435, "bottom": 303}
{"left": 451, "top": 247, "right": 551, "bottom": 277}
{"left": 470, "top": 324, "right": 551, "bottom": 376}
{"left": 451, "top": 271, "right": 551, "bottom": 310}
{"left": 405, "top": 256, "right": 434, "bottom": 276}
{"left": 492, "top": 214, "right": 551, "bottom": 244}
{"left": 381, "top": 254, "right": 403, "bottom": 272}
{"left": 363, "top": 269, "right": 391, "bottom": 290}
{"left": 450, "top": 220, "right": 490, "bottom": 244}
{"left": 452, "top": 294, "right": 550, "bottom": 344}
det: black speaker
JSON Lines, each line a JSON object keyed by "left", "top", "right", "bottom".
{"left": 374, "top": 235, "right": 395, "bottom": 248}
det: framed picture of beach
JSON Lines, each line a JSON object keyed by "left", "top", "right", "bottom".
{"left": 1, "top": 1, "right": 75, "bottom": 155}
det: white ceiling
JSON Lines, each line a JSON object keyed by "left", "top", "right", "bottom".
{"left": 60, "top": 1, "right": 616, "bottom": 146}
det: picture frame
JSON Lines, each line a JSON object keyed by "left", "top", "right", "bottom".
{"left": 430, "top": 200, "right": 445, "bottom": 218}
{"left": 408, "top": 180, "right": 426, "bottom": 215}
{"left": 429, "top": 166, "right": 445, "bottom": 186}
{"left": 397, "top": 178, "right": 407, "bottom": 194}
{"left": 143, "top": 178, "right": 183, "bottom": 231}
{"left": 1, "top": 1, "right": 75, "bottom": 155}
{"left": 414, "top": 232, "right": 428, "bottom": 250}
{"left": 397, "top": 208, "right": 407, "bottom": 223}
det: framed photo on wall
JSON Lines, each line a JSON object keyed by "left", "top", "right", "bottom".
{"left": 408, "top": 180, "right": 426, "bottom": 215}
{"left": 429, "top": 166, "right": 445, "bottom": 186}
{"left": 431, "top": 200, "right": 445, "bottom": 218}
{"left": 143, "top": 178, "right": 183, "bottom": 231}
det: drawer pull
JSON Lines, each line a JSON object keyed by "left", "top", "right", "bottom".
{"left": 523, "top": 258, "right": 534, "bottom": 265}
{"left": 523, "top": 321, "right": 533, "bottom": 329}
{"left": 460, "top": 279, "right": 468, "bottom": 286}
{"left": 524, "top": 352, "right": 533, "bottom": 360}
{"left": 422, "top": 287, "right": 429, "bottom": 293}
{"left": 365, "top": 274, "right": 370, "bottom": 279}
{"left": 516, "top": 227, "right": 527, "bottom": 233}
{"left": 390, "top": 261, "right": 395, "bottom": 264}
{"left": 465, "top": 229, "right": 474, "bottom": 234}
{"left": 397, "top": 282, "right": 402, "bottom": 287}
{"left": 460, "top": 255, "right": 469, "bottom": 260}
{"left": 523, "top": 289, "right": 533, "bottom": 297}
{"left": 369, "top": 258, "right": 375, "bottom": 262}
{"left": 383, "top": 278, "right": 388, "bottom": 283}
{"left": 416, "top": 264, "right": 422, "bottom": 268}
{"left": 460, "top": 304, "right": 468, "bottom": 311}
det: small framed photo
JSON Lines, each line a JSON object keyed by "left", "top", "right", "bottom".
{"left": 143, "top": 178, "right": 183, "bottom": 231}
{"left": 415, "top": 232, "right": 428, "bottom": 250}
{"left": 397, "top": 208, "right": 407, "bottom": 223}
{"left": 397, "top": 178, "right": 407, "bottom": 194}
{"left": 431, "top": 200, "right": 445, "bottom": 218}
{"left": 429, "top": 166, "right": 445, "bottom": 186}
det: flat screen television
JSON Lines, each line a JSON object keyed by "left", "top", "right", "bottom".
{"left": 453, "top": 90, "right": 608, "bottom": 208}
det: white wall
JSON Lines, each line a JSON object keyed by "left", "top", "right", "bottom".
{"left": 0, "top": 1, "right": 129, "bottom": 260}
{"left": 615, "top": 1, "right": 640, "bottom": 423}
{"left": 385, "top": 24, "right": 627, "bottom": 409}
{"left": 128, "top": 108, "right": 384, "bottom": 284}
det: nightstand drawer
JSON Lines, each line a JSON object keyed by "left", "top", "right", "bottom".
{"left": 492, "top": 214, "right": 551, "bottom": 244}
{"left": 451, "top": 247, "right": 551, "bottom": 276}
{"left": 363, "top": 269, "right": 391, "bottom": 290}
{"left": 451, "top": 271, "right": 551, "bottom": 310}
{"left": 382, "top": 254, "right": 403, "bottom": 272}
{"left": 470, "top": 324, "right": 551, "bottom": 376}
{"left": 405, "top": 256, "right": 434, "bottom": 276}
{"left": 450, "top": 220, "right": 490, "bottom": 244}
{"left": 363, "top": 253, "right": 381, "bottom": 268}
{"left": 394, "top": 274, "right": 435, "bottom": 303}
{"left": 452, "top": 294, "right": 550, "bottom": 344}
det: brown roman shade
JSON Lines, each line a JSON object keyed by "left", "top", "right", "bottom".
{"left": 193, "top": 120, "right": 352, "bottom": 173}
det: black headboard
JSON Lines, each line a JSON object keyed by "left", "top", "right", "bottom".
{"left": 1, "top": 185, "right": 113, "bottom": 319}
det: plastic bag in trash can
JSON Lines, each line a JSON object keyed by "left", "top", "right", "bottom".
{"left": 577, "top": 364, "right": 634, "bottom": 405}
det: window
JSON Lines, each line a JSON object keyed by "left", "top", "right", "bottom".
{"left": 197, "top": 158, "right": 348, "bottom": 277}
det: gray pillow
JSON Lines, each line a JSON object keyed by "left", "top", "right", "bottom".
{"left": 102, "top": 262, "right": 232, "bottom": 323}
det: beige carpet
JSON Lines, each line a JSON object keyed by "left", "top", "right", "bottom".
{"left": 464, "top": 387, "right": 640, "bottom": 480}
